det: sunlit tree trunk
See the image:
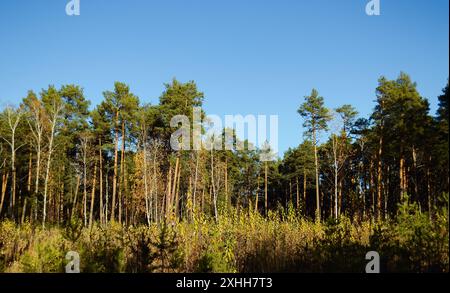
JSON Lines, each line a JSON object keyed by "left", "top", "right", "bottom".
{"left": 333, "top": 135, "right": 338, "bottom": 219}
{"left": 264, "top": 161, "right": 268, "bottom": 217}
{"left": 369, "top": 159, "right": 375, "bottom": 220}
{"left": 225, "top": 157, "right": 228, "bottom": 210}
{"left": 143, "top": 153, "right": 150, "bottom": 225}
{"left": 89, "top": 160, "right": 97, "bottom": 229}
{"left": 210, "top": 148, "right": 218, "bottom": 222}
{"left": 81, "top": 136, "right": 88, "bottom": 227}
{"left": 165, "top": 164, "right": 173, "bottom": 216}
{"left": 412, "top": 146, "right": 418, "bottom": 200}
{"left": 399, "top": 153, "right": 405, "bottom": 200}
{"left": 175, "top": 159, "right": 181, "bottom": 219}
{"left": 111, "top": 110, "right": 119, "bottom": 222}
{"left": 43, "top": 101, "right": 63, "bottom": 228}
{"left": 313, "top": 128, "right": 320, "bottom": 222}
{"left": 296, "top": 177, "right": 300, "bottom": 213}
{"left": 99, "top": 138, "right": 104, "bottom": 225}
{"left": 0, "top": 172, "right": 8, "bottom": 217}
{"left": 105, "top": 171, "right": 109, "bottom": 223}
{"left": 153, "top": 149, "right": 158, "bottom": 223}
{"left": 27, "top": 150, "right": 32, "bottom": 194}
{"left": 171, "top": 155, "right": 180, "bottom": 219}
{"left": 1, "top": 107, "right": 24, "bottom": 220}
{"left": 193, "top": 152, "right": 199, "bottom": 215}
{"left": 377, "top": 122, "right": 383, "bottom": 220}
{"left": 384, "top": 165, "right": 390, "bottom": 219}
{"left": 21, "top": 198, "right": 27, "bottom": 224}
{"left": 255, "top": 172, "right": 260, "bottom": 213}
{"left": 303, "top": 169, "right": 307, "bottom": 207}
{"left": 118, "top": 121, "right": 126, "bottom": 224}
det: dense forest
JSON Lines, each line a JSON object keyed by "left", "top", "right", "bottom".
{"left": 0, "top": 72, "right": 448, "bottom": 273}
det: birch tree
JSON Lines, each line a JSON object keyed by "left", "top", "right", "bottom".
{"left": 0, "top": 105, "right": 24, "bottom": 220}
{"left": 41, "top": 87, "right": 64, "bottom": 228}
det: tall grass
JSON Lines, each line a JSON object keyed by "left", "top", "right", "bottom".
{"left": 0, "top": 195, "right": 448, "bottom": 273}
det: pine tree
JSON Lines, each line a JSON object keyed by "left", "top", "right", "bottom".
{"left": 298, "top": 89, "right": 331, "bottom": 222}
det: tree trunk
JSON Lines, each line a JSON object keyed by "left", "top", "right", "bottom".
{"left": 118, "top": 120, "right": 126, "bottom": 225}
{"left": 303, "top": 169, "right": 307, "bottom": 214}
{"left": 11, "top": 164, "right": 16, "bottom": 220}
{"left": 153, "top": 150, "right": 158, "bottom": 223}
{"left": 255, "top": 171, "right": 260, "bottom": 213}
{"left": 225, "top": 157, "right": 228, "bottom": 210}
{"left": 193, "top": 152, "right": 199, "bottom": 214}
{"left": 264, "top": 161, "right": 268, "bottom": 217}
{"left": 166, "top": 164, "right": 173, "bottom": 216}
{"left": 27, "top": 150, "right": 32, "bottom": 194}
{"left": 175, "top": 160, "right": 181, "bottom": 219}
{"left": 0, "top": 172, "right": 9, "bottom": 217}
{"left": 172, "top": 155, "right": 180, "bottom": 218}
{"left": 142, "top": 140, "right": 150, "bottom": 226}
{"left": 89, "top": 160, "right": 98, "bottom": 229}
{"left": 385, "top": 165, "right": 390, "bottom": 219}
{"left": 187, "top": 176, "right": 192, "bottom": 221}
{"left": 99, "top": 138, "right": 103, "bottom": 225}
{"left": 370, "top": 159, "right": 375, "bottom": 220}
{"left": 399, "top": 153, "right": 405, "bottom": 199}
{"left": 111, "top": 110, "right": 120, "bottom": 222}
{"left": 210, "top": 149, "right": 218, "bottom": 222}
{"left": 34, "top": 139, "right": 41, "bottom": 221}
{"left": 427, "top": 155, "right": 432, "bottom": 220}
{"left": 412, "top": 146, "right": 418, "bottom": 200}
{"left": 313, "top": 128, "right": 320, "bottom": 222}
{"left": 338, "top": 181, "right": 343, "bottom": 217}
{"left": 43, "top": 120, "right": 57, "bottom": 228}
{"left": 83, "top": 141, "right": 88, "bottom": 227}
{"left": 296, "top": 177, "right": 300, "bottom": 212}
{"left": 105, "top": 171, "right": 109, "bottom": 223}
{"left": 10, "top": 138, "right": 16, "bottom": 219}
{"left": 377, "top": 124, "right": 383, "bottom": 220}
{"left": 21, "top": 197, "right": 27, "bottom": 224}
{"left": 334, "top": 147, "right": 338, "bottom": 219}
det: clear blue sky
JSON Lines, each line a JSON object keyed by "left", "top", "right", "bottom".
{"left": 0, "top": 0, "right": 448, "bottom": 155}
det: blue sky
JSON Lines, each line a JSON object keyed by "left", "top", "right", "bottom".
{"left": 0, "top": 0, "right": 448, "bottom": 155}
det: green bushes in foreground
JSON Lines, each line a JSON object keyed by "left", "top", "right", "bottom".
{"left": 0, "top": 195, "right": 448, "bottom": 273}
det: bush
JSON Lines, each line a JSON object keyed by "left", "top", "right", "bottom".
{"left": 79, "top": 223, "right": 126, "bottom": 273}
{"left": 370, "top": 194, "right": 449, "bottom": 272}
{"left": 19, "top": 228, "right": 66, "bottom": 273}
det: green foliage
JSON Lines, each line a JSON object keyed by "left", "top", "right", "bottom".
{"left": 149, "top": 221, "right": 183, "bottom": 272}
{"left": 63, "top": 217, "right": 83, "bottom": 245}
{"left": 195, "top": 227, "right": 236, "bottom": 273}
{"left": 298, "top": 88, "right": 331, "bottom": 139}
{"left": 370, "top": 194, "right": 449, "bottom": 272}
{"left": 124, "top": 226, "right": 152, "bottom": 273}
{"left": 319, "top": 217, "right": 367, "bottom": 272}
{"left": 18, "top": 227, "right": 66, "bottom": 273}
{"left": 80, "top": 223, "right": 126, "bottom": 273}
